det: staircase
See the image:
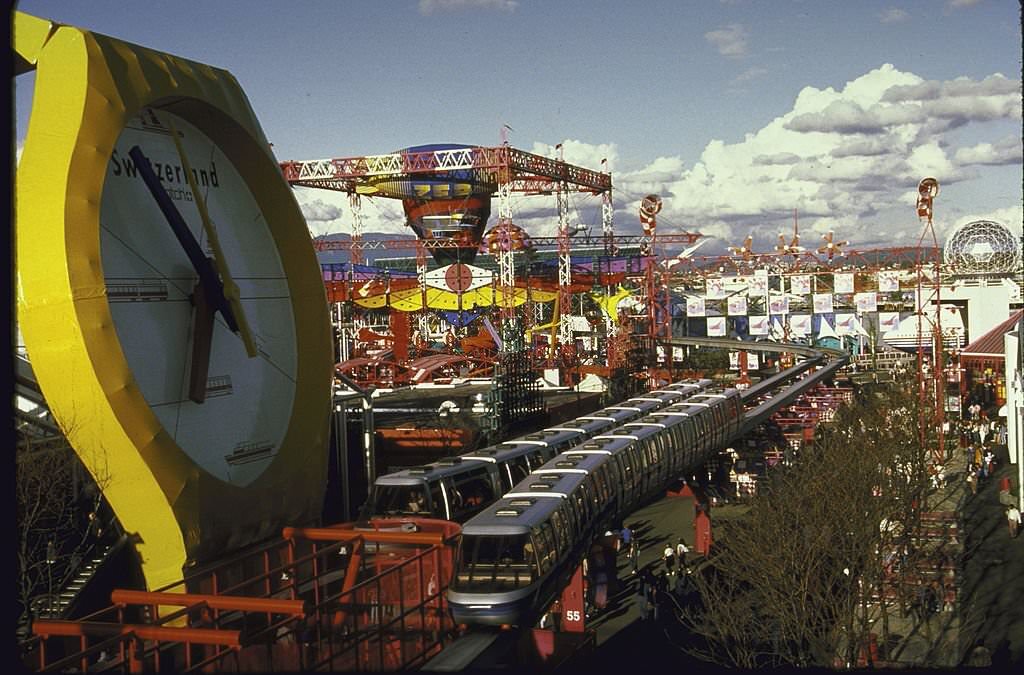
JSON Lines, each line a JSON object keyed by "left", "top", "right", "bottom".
{"left": 37, "top": 537, "right": 124, "bottom": 620}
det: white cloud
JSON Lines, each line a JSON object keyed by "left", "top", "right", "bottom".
{"left": 418, "top": 0, "right": 517, "bottom": 15}
{"left": 292, "top": 187, "right": 406, "bottom": 238}
{"left": 947, "top": 0, "right": 984, "bottom": 8}
{"left": 879, "top": 8, "right": 909, "bottom": 23}
{"left": 705, "top": 24, "right": 749, "bottom": 58}
{"left": 529, "top": 139, "right": 618, "bottom": 173}
{"left": 954, "top": 135, "right": 1022, "bottom": 166}
{"left": 607, "top": 64, "right": 1021, "bottom": 253}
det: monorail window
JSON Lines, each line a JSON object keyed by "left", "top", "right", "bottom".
{"left": 502, "top": 456, "right": 531, "bottom": 492}
{"left": 593, "top": 470, "right": 609, "bottom": 502}
{"left": 452, "top": 534, "right": 536, "bottom": 591}
{"left": 371, "top": 484, "right": 430, "bottom": 517}
{"left": 526, "top": 450, "right": 547, "bottom": 471}
{"left": 449, "top": 467, "right": 497, "bottom": 521}
{"left": 533, "top": 523, "right": 558, "bottom": 573}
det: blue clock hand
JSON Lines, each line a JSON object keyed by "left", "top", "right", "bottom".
{"left": 128, "top": 145, "right": 240, "bottom": 334}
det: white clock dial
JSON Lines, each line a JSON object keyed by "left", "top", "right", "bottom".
{"left": 100, "top": 109, "right": 297, "bottom": 487}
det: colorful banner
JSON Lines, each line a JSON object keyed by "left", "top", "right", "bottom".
{"left": 727, "top": 294, "right": 748, "bottom": 316}
{"left": 789, "top": 314, "right": 811, "bottom": 336}
{"left": 749, "top": 315, "right": 769, "bottom": 335}
{"left": 686, "top": 296, "right": 706, "bottom": 317}
{"left": 855, "top": 291, "right": 877, "bottom": 313}
{"left": 707, "top": 316, "right": 727, "bottom": 337}
{"left": 878, "top": 270, "right": 899, "bottom": 293}
{"left": 731, "top": 351, "right": 761, "bottom": 369}
{"left": 813, "top": 292, "right": 833, "bottom": 314}
{"left": 750, "top": 271, "right": 769, "bottom": 295}
{"left": 769, "top": 295, "right": 789, "bottom": 315}
{"left": 834, "top": 272, "right": 855, "bottom": 294}
{"left": 879, "top": 311, "right": 900, "bottom": 332}
{"left": 706, "top": 277, "right": 727, "bottom": 299}
{"left": 836, "top": 313, "right": 856, "bottom": 336}
{"left": 790, "top": 274, "right": 811, "bottom": 295}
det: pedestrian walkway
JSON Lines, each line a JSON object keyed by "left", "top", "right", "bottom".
{"left": 572, "top": 438, "right": 1023, "bottom": 669}
{"left": 877, "top": 439, "right": 1023, "bottom": 667}
{"left": 957, "top": 442, "right": 1023, "bottom": 666}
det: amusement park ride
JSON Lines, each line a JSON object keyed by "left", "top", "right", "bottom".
{"left": 281, "top": 142, "right": 948, "bottom": 396}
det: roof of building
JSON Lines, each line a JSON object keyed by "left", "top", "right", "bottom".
{"left": 961, "top": 309, "right": 1023, "bottom": 359}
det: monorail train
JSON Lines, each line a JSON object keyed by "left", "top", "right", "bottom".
{"left": 360, "top": 379, "right": 713, "bottom": 523}
{"left": 447, "top": 385, "right": 744, "bottom": 626}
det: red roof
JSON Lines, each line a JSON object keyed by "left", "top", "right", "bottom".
{"left": 961, "top": 309, "right": 1023, "bottom": 358}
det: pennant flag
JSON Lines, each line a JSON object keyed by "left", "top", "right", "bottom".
{"left": 729, "top": 352, "right": 740, "bottom": 369}
{"left": 748, "top": 353, "right": 760, "bottom": 370}
{"left": 878, "top": 270, "right": 899, "bottom": 292}
{"left": 855, "top": 291, "right": 877, "bottom": 313}
{"left": 879, "top": 311, "right": 900, "bottom": 332}
{"left": 834, "top": 272, "right": 855, "bottom": 294}
{"left": 817, "top": 316, "right": 839, "bottom": 340}
{"left": 750, "top": 273, "right": 769, "bottom": 295}
{"left": 789, "top": 314, "right": 811, "bottom": 336}
{"left": 686, "top": 296, "right": 706, "bottom": 317}
{"left": 790, "top": 275, "right": 812, "bottom": 295}
{"left": 852, "top": 315, "right": 871, "bottom": 337}
{"left": 813, "top": 292, "right": 834, "bottom": 314}
{"left": 749, "top": 315, "right": 769, "bottom": 335}
{"left": 727, "top": 295, "right": 748, "bottom": 316}
{"left": 707, "top": 316, "right": 727, "bottom": 337}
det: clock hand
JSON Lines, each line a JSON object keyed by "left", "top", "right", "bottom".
{"left": 128, "top": 145, "right": 240, "bottom": 335}
{"left": 164, "top": 118, "right": 259, "bottom": 359}
{"left": 130, "top": 145, "right": 238, "bottom": 404}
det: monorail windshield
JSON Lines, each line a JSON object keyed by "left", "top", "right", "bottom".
{"left": 369, "top": 484, "right": 431, "bottom": 517}
{"left": 453, "top": 534, "right": 536, "bottom": 592}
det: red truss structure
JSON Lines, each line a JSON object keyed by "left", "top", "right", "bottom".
{"left": 280, "top": 145, "right": 612, "bottom": 194}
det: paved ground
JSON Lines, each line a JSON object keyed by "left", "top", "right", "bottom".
{"left": 569, "top": 442, "right": 1024, "bottom": 669}
{"left": 956, "top": 443, "right": 1023, "bottom": 666}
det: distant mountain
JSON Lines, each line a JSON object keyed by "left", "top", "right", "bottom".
{"left": 313, "top": 231, "right": 419, "bottom": 265}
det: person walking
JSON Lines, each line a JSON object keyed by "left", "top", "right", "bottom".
{"left": 675, "top": 538, "right": 690, "bottom": 574}
{"left": 965, "top": 465, "right": 977, "bottom": 496}
{"left": 663, "top": 543, "right": 675, "bottom": 576}
{"left": 628, "top": 535, "right": 640, "bottom": 576}
{"left": 1007, "top": 505, "right": 1020, "bottom": 539}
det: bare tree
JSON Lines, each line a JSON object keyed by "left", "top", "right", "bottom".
{"left": 15, "top": 427, "right": 112, "bottom": 632}
{"left": 676, "top": 382, "right": 939, "bottom": 667}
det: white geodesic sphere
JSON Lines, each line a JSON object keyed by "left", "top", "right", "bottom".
{"left": 943, "top": 220, "right": 1021, "bottom": 275}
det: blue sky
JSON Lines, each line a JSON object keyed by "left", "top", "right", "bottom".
{"left": 14, "top": 0, "right": 1023, "bottom": 255}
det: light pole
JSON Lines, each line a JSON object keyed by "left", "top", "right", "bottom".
{"left": 45, "top": 539, "right": 56, "bottom": 616}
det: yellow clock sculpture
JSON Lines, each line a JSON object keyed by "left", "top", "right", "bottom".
{"left": 15, "top": 12, "right": 333, "bottom": 591}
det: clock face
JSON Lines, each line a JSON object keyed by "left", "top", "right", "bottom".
{"left": 100, "top": 108, "right": 297, "bottom": 487}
